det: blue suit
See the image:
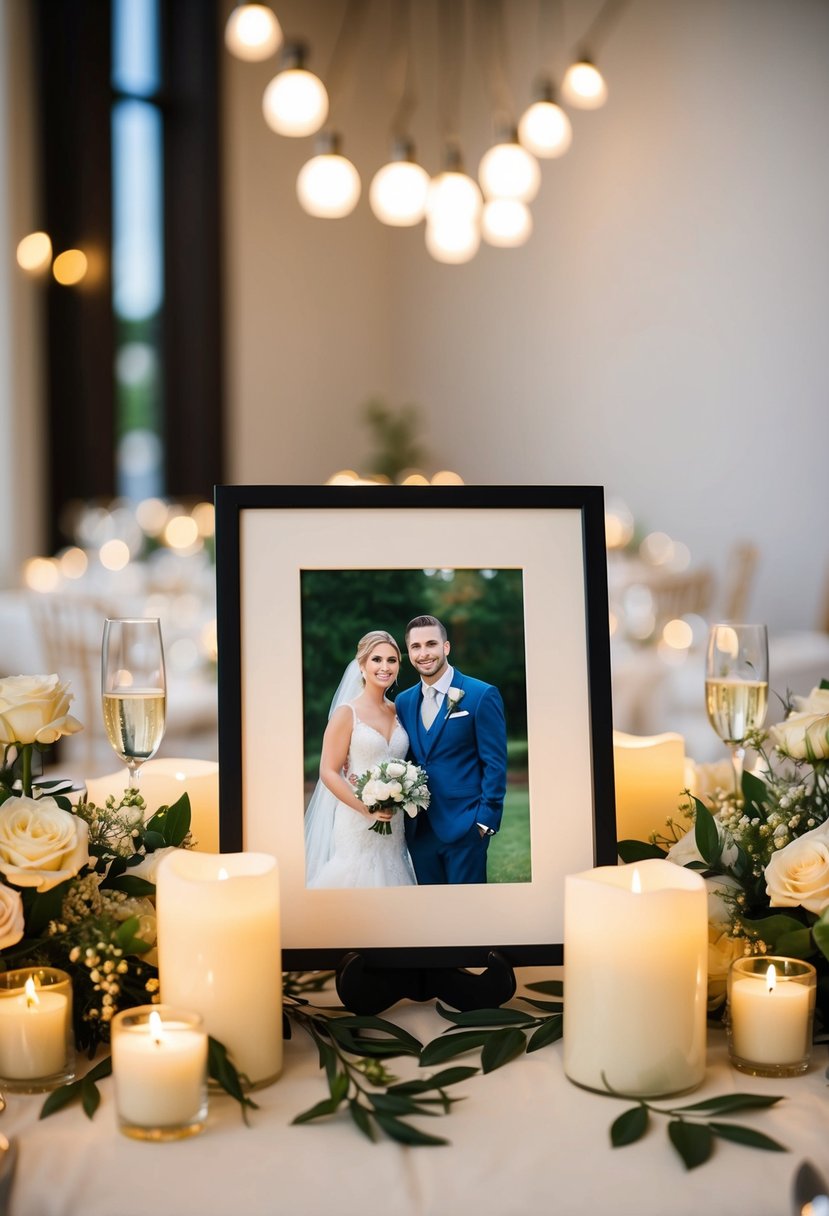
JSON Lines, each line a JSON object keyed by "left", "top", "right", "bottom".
{"left": 396, "top": 670, "right": 508, "bottom": 884}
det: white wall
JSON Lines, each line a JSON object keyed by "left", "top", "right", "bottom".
{"left": 233, "top": 0, "right": 827, "bottom": 631}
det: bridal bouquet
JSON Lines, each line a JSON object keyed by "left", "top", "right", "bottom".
{"left": 0, "top": 673, "right": 193, "bottom": 1054}
{"left": 619, "top": 682, "right": 829, "bottom": 1025}
{"left": 355, "top": 758, "right": 430, "bottom": 835}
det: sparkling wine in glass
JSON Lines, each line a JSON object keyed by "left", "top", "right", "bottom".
{"left": 705, "top": 623, "right": 769, "bottom": 792}
{"left": 101, "top": 618, "right": 167, "bottom": 787}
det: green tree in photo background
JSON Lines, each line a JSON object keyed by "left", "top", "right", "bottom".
{"left": 300, "top": 567, "right": 530, "bottom": 883}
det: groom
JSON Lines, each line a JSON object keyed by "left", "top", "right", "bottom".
{"left": 395, "top": 615, "right": 508, "bottom": 884}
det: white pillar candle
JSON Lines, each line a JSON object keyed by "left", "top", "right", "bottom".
{"left": 613, "top": 731, "right": 686, "bottom": 843}
{"left": 86, "top": 758, "right": 220, "bottom": 853}
{"left": 729, "top": 960, "right": 814, "bottom": 1068}
{"left": 112, "top": 1007, "right": 207, "bottom": 1135}
{"left": 156, "top": 851, "right": 282, "bottom": 1086}
{"left": 564, "top": 859, "right": 707, "bottom": 1096}
{"left": 0, "top": 978, "right": 68, "bottom": 1080}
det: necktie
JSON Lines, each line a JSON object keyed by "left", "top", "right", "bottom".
{"left": 421, "top": 684, "right": 439, "bottom": 729}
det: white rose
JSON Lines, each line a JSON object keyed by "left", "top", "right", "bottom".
{"left": 771, "top": 689, "right": 829, "bottom": 761}
{"left": 707, "top": 927, "right": 745, "bottom": 1012}
{"left": 361, "top": 780, "right": 379, "bottom": 808}
{"left": 683, "top": 758, "right": 735, "bottom": 804}
{"left": 405, "top": 764, "right": 419, "bottom": 783}
{"left": 0, "top": 674, "right": 83, "bottom": 746}
{"left": 386, "top": 781, "right": 403, "bottom": 801}
{"left": 764, "top": 820, "right": 829, "bottom": 914}
{"left": 0, "top": 883, "right": 25, "bottom": 949}
{"left": 372, "top": 781, "right": 391, "bottom": 801}
{"left": 385, "top": 762, "right": 407, "bottom": 778}
{"left": 403, "top": 801, "right": 419, "bottom": 818}
{"left": 0, "top": 796, "right": 89, "bottom": 891}
{"left": 666, "top": 818, "right": 739, "bottom": 870}
{"left": 128, "top": 846, "right": 179, "bottom": 885}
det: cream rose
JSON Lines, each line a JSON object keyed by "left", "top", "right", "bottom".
{"left": 707, "top": 927, "right": 745, "bottom": 1012}
{"left": 764, "top": 820, "right": 829, "bottom": 914}
{"left": 0, "top": 883, "right": 25, "bottom": 949}
{"left": 683, "top": 757, "right": 736, "bottom": 804}
{"left": 0, "top": 796, "right": 89, "bottom": 891}
{"left": 771, "top": 689, "right": 829, "bottom": 761}
{"left": 0, "top": 674, "right": 83, "bottom": 746}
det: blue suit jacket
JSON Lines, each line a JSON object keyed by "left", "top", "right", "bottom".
{"left": 396, "top": 670, "right": 508, "bottom": 844}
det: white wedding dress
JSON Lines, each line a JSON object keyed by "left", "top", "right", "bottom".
{"left": 305, "top": 703, "right": 417, "bottom": 889}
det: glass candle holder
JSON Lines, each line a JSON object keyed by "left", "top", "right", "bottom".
{"left": 727, "top": 956, "right": 816, "bottom": 1077}
{"left": 0, "top": 967, "right": 75, "bottom": 1092}
{"left": 111, "top": 1005, "right": 208, "bottom": 1141}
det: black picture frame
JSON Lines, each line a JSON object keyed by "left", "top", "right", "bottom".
{"left": 215, "top": 485, "right": 616, "bottom": 971}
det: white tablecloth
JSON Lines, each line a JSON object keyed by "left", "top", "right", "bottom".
{"left": 3, "top": 969, "right": 828, "bottom": 1216}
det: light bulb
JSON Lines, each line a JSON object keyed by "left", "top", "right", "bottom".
{"left": 426, "top": 171, "right": 482, "bottom": 227}
{"left": 481, "top": 199, "right": 532, "bottom": 248}
{"left": 561, "top": 59, "right": 608, "bottom": 109}
{"left": 478, "top": 138, "right": 540, "bottom": 202}
{"left": 224, "top": 4, "right": 282, "bottom": 62}
{"left": 52, "top": 249, "right": 88, "bottom": 285}
{"left": 297, "top": 135, "right": 361, "bottom": 218}
{"left": 369, "top": 144, "right": 429, "bottom": 227}
{"left": 518, "top": 100, "right": 572, "bottom": 158}
{"left": 425, "top": 219, "right": 481, "bottom": 264}
{"left": 16, "top": 230, "right": 52, "bottom": 273}
{"left": 263, "top": 44, "right": 328, "bottom": 137}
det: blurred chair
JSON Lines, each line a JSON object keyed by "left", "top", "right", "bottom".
{"left": 29, "top": 593, "right": 114, "bottom": 773}
{"left": 649, "top": 567, "right": 714, "bottom": 633}
{"left": 719, "top": 542, "right": 759, "bottom": 622}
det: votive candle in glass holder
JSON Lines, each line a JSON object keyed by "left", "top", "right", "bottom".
{"left": 727, "top": 956, "right": 816, "bottom": 1077}
{"left": 111, "top": 1005, "right": 208, "bottom": 1140}
{"left": 0, "top": 967, "right": 75, "bottom": 1092}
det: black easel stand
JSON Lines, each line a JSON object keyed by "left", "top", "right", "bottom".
{"left": 335, "top": 950, "right": 517, "bottom": 1015}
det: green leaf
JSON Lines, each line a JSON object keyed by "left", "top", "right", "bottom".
{"left": 814, "top": 911, "right": 829, "bottom": 963}
{"left": 372, "top": 1112, "right": 448, "bottom": 1147}
{"left": 775, "top": 928, "right": 815, "bottom": 959}
{"left": 292, "top": 1095, "right": 346, "bottom": 1124}
{"left": 207, "top": 1036, "right": 259, "bottom": 1120}
{"left": 820, "top": 678, "right": 829, "bottom": 691}
{"left": 435, "top": 1003, "right": 536, "bottom": 1028}
{"left": 693, "top": 798, "right": 721, "bottom": 867}
{"left": 369, "top": 1093, "right": 429, "bottom": 1116}
{"left": 481, "top": 1027, "right": 527, "bottom": 1073}
{"left": 333, "top": 1014, "right": 422, "bottom": 1054}
{"left": 85, "top": 1055, "right": 113, "bottom": 1084}
{"left": 25, "top": 878, "right": 72, "bottom": 936}
{"left": 315, "top": 1035, "right": 339, "bottom": 1089}
{"left": 526, "top": 1014, "right": 563, "bottom": 1052}
{"left": 525, "top": 979, "right": 563, "bottom": 997}
{"left": 159, "top": 793, "right": 192, "bottom": 846}
{"left": 39, "top": 1079, "right": 83, "bottom": 1120}
{"left": 610, "top": 1105, "right": 648, "bottom": 1147}
{"left": 108, "top": 874, "right": 156, "bottom": 897}
{"left": 617, "top": 840, "right": 668, "bottom": 863}
{"left": 388, "top": 1066, "right": 478, "bottom": 1094}
{"left": 519, "top": 997, "right": 563, "bottom": 1013}
{"left": 81, "top": 1076, "right": 101, "bottom": 1120}
{"left": 668, "top": 1120, "right": 713, "bottom": 1170}
{"left": 419, "top": 1030, "right": 494, "bottom": 1067}
{"left": 675, "top": 1093, "right": 783, "bottom": 1115}
{"left": 329, "top": 1071, "right": 349, "bottom": 1104}
{"left": 739, "top": 914, "right": 808, "bottom": 952}
{"left": 741, "top": 770, "right": 768, "bottom": 814}
{"left": 142, "top": 830, "right": 166, "bottom": 851}
{"left": 708, "top": 1122, "right": 788, "bottom": 1152}
{"left": 349, "top": 1099, "right": 376, "bottom": 1142}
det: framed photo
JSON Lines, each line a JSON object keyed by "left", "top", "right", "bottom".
{"left": 215, "top": 485, "right": 616, "bottom": 970}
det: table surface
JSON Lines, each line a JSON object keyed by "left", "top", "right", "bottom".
{"left": 3, "top": 969, "right": 827, "bottom": 1216}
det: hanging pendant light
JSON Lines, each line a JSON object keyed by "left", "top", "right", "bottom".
{"left": 481, "top": 199, "right": 532, "bottom": 248}
{"left": 263, "top": 42, "right": 329, "bottom": 137}
{"left": 369, "top": 139, "right": 429, "bottom": 227}
{"left": 425, "top": 219, "right": 481, "bottom": 265}
{"left": 297, "top": 132, "right": 361, "bottom": 218}
{"left": 478, "top": 130, "right": 540, "bottom": 203}
{"left": 561, "top": 57, "right": 608, "bottom": 109}
{"left": 518, "top": 80, "right": 573, "bottom": 158}
{"left": 225, "top": 4, "right": 283, "bottom": 62}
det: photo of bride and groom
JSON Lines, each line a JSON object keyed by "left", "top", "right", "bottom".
{"left": 303, "top": 586, "right": 529, "bottom": 890}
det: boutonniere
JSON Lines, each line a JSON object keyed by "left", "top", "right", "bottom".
{"left": 445, "top": 688, "right": 465, "bottom": 718}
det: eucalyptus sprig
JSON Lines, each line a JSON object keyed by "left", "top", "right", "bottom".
{"left": 285, "top": 988, "right": 473, "bottom": 1146}
{"left": 606, "top": 1082, "right": 788, "bottom": 1169}
{"left": 418, "top": 980, "right": 563, "bottom": 1072}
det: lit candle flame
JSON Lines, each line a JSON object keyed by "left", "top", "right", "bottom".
{"left": 149, "top": 1010, "right": 165, "bottom": 1045}
{"left": 218, "top": 867, "right": 229, "bottom": 881}
{"left": 631, "top": 868, "right": 642, "bottom": 894}
{"left": 766, "top": 964, "right": 777, "bottom": 994}
{"left": 24, "top": 977, "right": 39, "bottom": 1009}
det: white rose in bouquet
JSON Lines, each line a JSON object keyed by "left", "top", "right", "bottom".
{"left": 666, "top": 817, "right": 739, "bottom": 871}
{"left": 372, "top": 781, "right": 391, "bottom": 801}
{"left": 360, "top": 781, "right": 379, "bottom": 808}
{"left": 764, "top": 820, "right": 829, "bottom": 915}
{"left": 0, "top": 674, "right": 83, "bottom": 746}
{"left": 771, "top": 688, "right": 829, "bottom": 761}
{"left": 0, "top": 795, "right": 89, "bottom": 891}
{"left": 385, "top": 761, "right": 407, "bottom": 779}
{"left": 0, "top": 882, "right": 24, "bottom": 948}
{"left": 385, "top": 781, "right": 403, "bottom": 800}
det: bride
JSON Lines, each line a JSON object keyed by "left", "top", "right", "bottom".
{"left": 304, "top": 630, "right": 417, "bottom": 888}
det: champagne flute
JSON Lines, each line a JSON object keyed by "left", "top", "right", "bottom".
{"left": 101, "top": 618, "right": 167, "bottom": 788}
{"left": 705, "top": 623, "right": 769, "bottom": 793}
